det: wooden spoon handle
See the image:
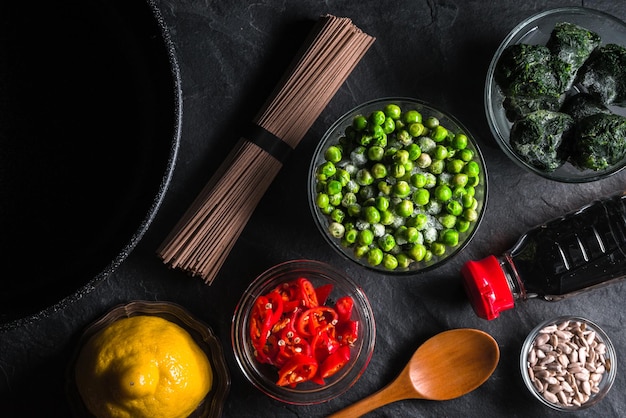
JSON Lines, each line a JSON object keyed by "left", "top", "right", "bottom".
{"left": 327, "top": 378, "right": 416, "bottom": 418}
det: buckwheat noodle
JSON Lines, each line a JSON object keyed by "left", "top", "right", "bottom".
{"left": 157, "top": 15, "right": 374, "bottom": 284}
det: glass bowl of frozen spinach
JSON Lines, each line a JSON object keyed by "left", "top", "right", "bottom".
{"left": 308, "top": 98, "right": 487, "bottom": 274}
{"left": 485, "top": 7, "right": 626, "bottom": 183}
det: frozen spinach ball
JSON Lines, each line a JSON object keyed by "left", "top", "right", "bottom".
{"left": 510, "top": 110, "right": 574, "bottom": 171}
{"left": 560, "top": 93, "right": 611, "bottom": 122}
{"left": 572, "top": 113, "right": 626, "bottom": 171}
{"left": 577, "top": 43, "right": 626, "bottom": 106}
{"left": 547, "top": 22, "right": 601, "bottom": 90}
{"left": 495, "top": 44, "right": 563, "bottom": 99}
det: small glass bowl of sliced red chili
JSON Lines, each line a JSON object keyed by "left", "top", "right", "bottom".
{"left": 231, "top": 259, "right": 376, "bottom": 405}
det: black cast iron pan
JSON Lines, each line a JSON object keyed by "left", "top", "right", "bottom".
{"left": 0, "top": 0, "right": 181, "bottom": 330}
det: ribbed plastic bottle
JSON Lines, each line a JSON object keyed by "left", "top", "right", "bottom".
{"left": 461, "top": 191, "right": 626, "bottom": 320}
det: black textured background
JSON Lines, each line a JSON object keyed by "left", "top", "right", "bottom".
{"left": 2, "top": 1, "right": 626, "bottom": 417}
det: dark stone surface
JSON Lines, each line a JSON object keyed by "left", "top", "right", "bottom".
{"left": 1, "top": 1, "right": 625, "bottom": 417}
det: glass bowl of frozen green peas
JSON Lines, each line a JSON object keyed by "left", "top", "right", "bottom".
{"left": 309, "top": 98, "right": 488, "bottom": 273}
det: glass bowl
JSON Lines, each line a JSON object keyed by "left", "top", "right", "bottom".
{"left": 520, "top": 316, "right": 617, "bottom": 411}
{"left": 66, "top": 301, "right": 230, "bottom": 418}
{"left": 231, "top": 259, "right": 375, "bottom": 405}
{"left": 309, "top": 97, "right": 488, "bottom": 274}
{"left": 485, "top": 7, "right": 626, "bottom": 182}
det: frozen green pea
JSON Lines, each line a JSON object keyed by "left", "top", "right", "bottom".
{"left": 393, "top": 181, "right": 411, "bottom": 198}
{"left": 347, "top": 204, "right": 361, "bottom": 217}
{"left": 439, "top": 214, "right": 457, "bottom": 229}
{"left": 467, "top": 175, "right": 480, "bottom": 187}
{"left": 316, "top": 193, "right": 329, "bottom": 209}
{"left": 353, "top": 115, "right": 368, "bottom": 131}
{"left": 408, "top": 243, "right": 427, "bottom": 261}
{"left": 431, "top": 242, "right": 446, "bottom": 256}
{"left": 446, "top": 159, "right": 464, "bottom": 174}
{"left": 394, "top": 149, "right": 410, "bottom": 165}
{"left": 375, "top": 196, "right": 390, "bottom": 212}
{"left": 319, "top": 161, "right": 336, "bottom": 177}
{"left": 380, "top": 210, "right": 395, "bottom": 225}
{"left": 324, "top": 145, "right": 342, "bottom": 163}
{"left": 429, "top": 159, "right": 444, "bottom": 174}
{"left": 459, "top": 148, "right": 474, "bottom": 162}
{"left": 452, "top": 173, "right": 468, "bottom": 187}
{"left": 424, "top": 116, "right": 439, "bottom": 129}
{"left": 396, "top": 253, "right": 411, "bottom": 269}
{"left": 383, "top": 103, "right": 402, "bottom": 119}
{"left": 372, "top": 133, "right": 387, "bottom": 147}
{"left": 356, "top": 169, "right": 374, "bottom": 186}
{"left": 451, "top": 133, "right": 468, "bottom": 150}
{"left": 341, "top": 192, "right": 357, "bottom": 207}
{"left": 413, "top": 213, "right": 428, "bottom": 230}
{"left": 358, "top": 229, "right": 374, "bottom": 246}
{"left": 434, "top": 184, "right": 452, "bottom": 202}
{"left": 369, "top": 110, "right": 386, "bottom": 126}
{"left": 464, "top": 161, "right": 480, "bottom": 177}
{"left": 397, "top": 129, "right": 411, "bottom": 144}
{"left": 440, "top": 229, "right": 459, "bottom": 246}
{"left": 383, "top": 253, "right": 399, "bottom": 270}
{"left": 329, "top": 193, "right": 342, "bottom": 206}
{"left": 336, "top": 169, "right": 350, "bottom": 186}
{"left": 463, "top": 208, "right": 478, "bottom": 222}
{"left": 369, "top": 124, "right": 384, "bottom": 139}
{"left": 330, "top": 208, "right": 345, "bottom": 223}
{"left": 462, "top": 194, "right": 475, "bottom": 208}
{"left": 344, "top": 228, "right": 358, "bottom": 244}
{"left": 326, "top": 180, "right": 343, "bottom": 195}
{"left": 395, "top": 199, "right": 414, "bottom": 217}
{"left": 406, "top": 143, "right": 421, "bottom": 160}
{"left": 446, "top": 200, "right": 463, "bottom": 216}
{"left": 412, "top": 188, "right": 430, "bottom": 206}
{"left": 416, "top": 153, "right": 432, "bottom": 168}
{"left": 405, "top": 226, "right": 419, "bottom": 243}
{"left": 367, "top": 248, "right": 384, "bottom": 266}
{"left": 363, "top": 206, "right": 381, "bottom": 224}
{"left": 368, "top": 146, "right": 384, "bottom": 161}
{"left": 377, "top": 181, "right": 392, "bottom": 195}
{"left": 431, "top": 125, "right": 448, "bottom": 142}
{"left": 382, "top": 117, "right": 395, "bottom": 134}
{"left": 433, "top": 145, "right": 448, "bottom": 160}
{"left": 354, "top": 245, "right": 369, "bottom": 258}
{"left": 378, "top": 234, "right": 396, "bottom": 252}
{"left": 391, "top": 163, "right": 405, "bottom": 178}
{"left": 328, "top": 222, "right": 345, "bottom": 238}
{"left": 402, "top": 110, "right": 422, "bottom": 124}
{"left": 409, "top": 122, "right": 425, "bottom": 137}
{"left": 457, "top": 219, "right": 470, "bottom": 233}
{"left": 410, "top": 173, "right": 427, "bottom": 188}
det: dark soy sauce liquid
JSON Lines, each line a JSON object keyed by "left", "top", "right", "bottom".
{"left": 508, "top": 194, "right": 626, "bottom": 299}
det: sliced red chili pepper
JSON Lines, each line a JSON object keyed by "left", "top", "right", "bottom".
{"left": 335, "top": 296, "right": 354, "bottom": 322}
{"left": 265, "top": 289, "right": 284, "bottom": 324}
{"left": 314, "top": 283, "right": 333, "bottom": 305}
{"left": 318, "top": 345, "right": 351, "bottom": 379}
{"left": 311, "top": 324, "right": 340, "bottom": 364}
{"left": 336, "top": 319, "right": 359, "bottom": 346}
{"left": 249, "top": 295, "right": 272, "bottom": 358}
{"left": 276, "top": 354, "right": 318, "bottom": 387}
{"left": 274, "top": 322, "right": 312, "bottom": 368}
{"left": 307, "top": 306, "right": 338, "bottom": 335}
{"left": 297, "top": 277, "right": 319, "bottom": 308}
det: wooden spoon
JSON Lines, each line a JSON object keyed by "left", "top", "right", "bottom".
{"left": 328, "top": 328, "right": 500, "bottom": 417}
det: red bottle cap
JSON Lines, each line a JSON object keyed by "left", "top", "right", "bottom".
{"left": 461, "top": 255, "right": 515, "bottom": 320}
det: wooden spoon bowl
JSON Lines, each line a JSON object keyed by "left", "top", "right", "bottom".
{"left": 328, "top": 328, "right": 499, "bottom": 417}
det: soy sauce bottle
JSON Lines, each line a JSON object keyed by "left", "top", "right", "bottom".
{"left": 461, "top": 191, "right": 626, "bottom": 320}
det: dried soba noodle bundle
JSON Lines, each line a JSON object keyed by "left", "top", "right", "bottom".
{"left": 158, "top": 15, "right": 374, "bottom": 284}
